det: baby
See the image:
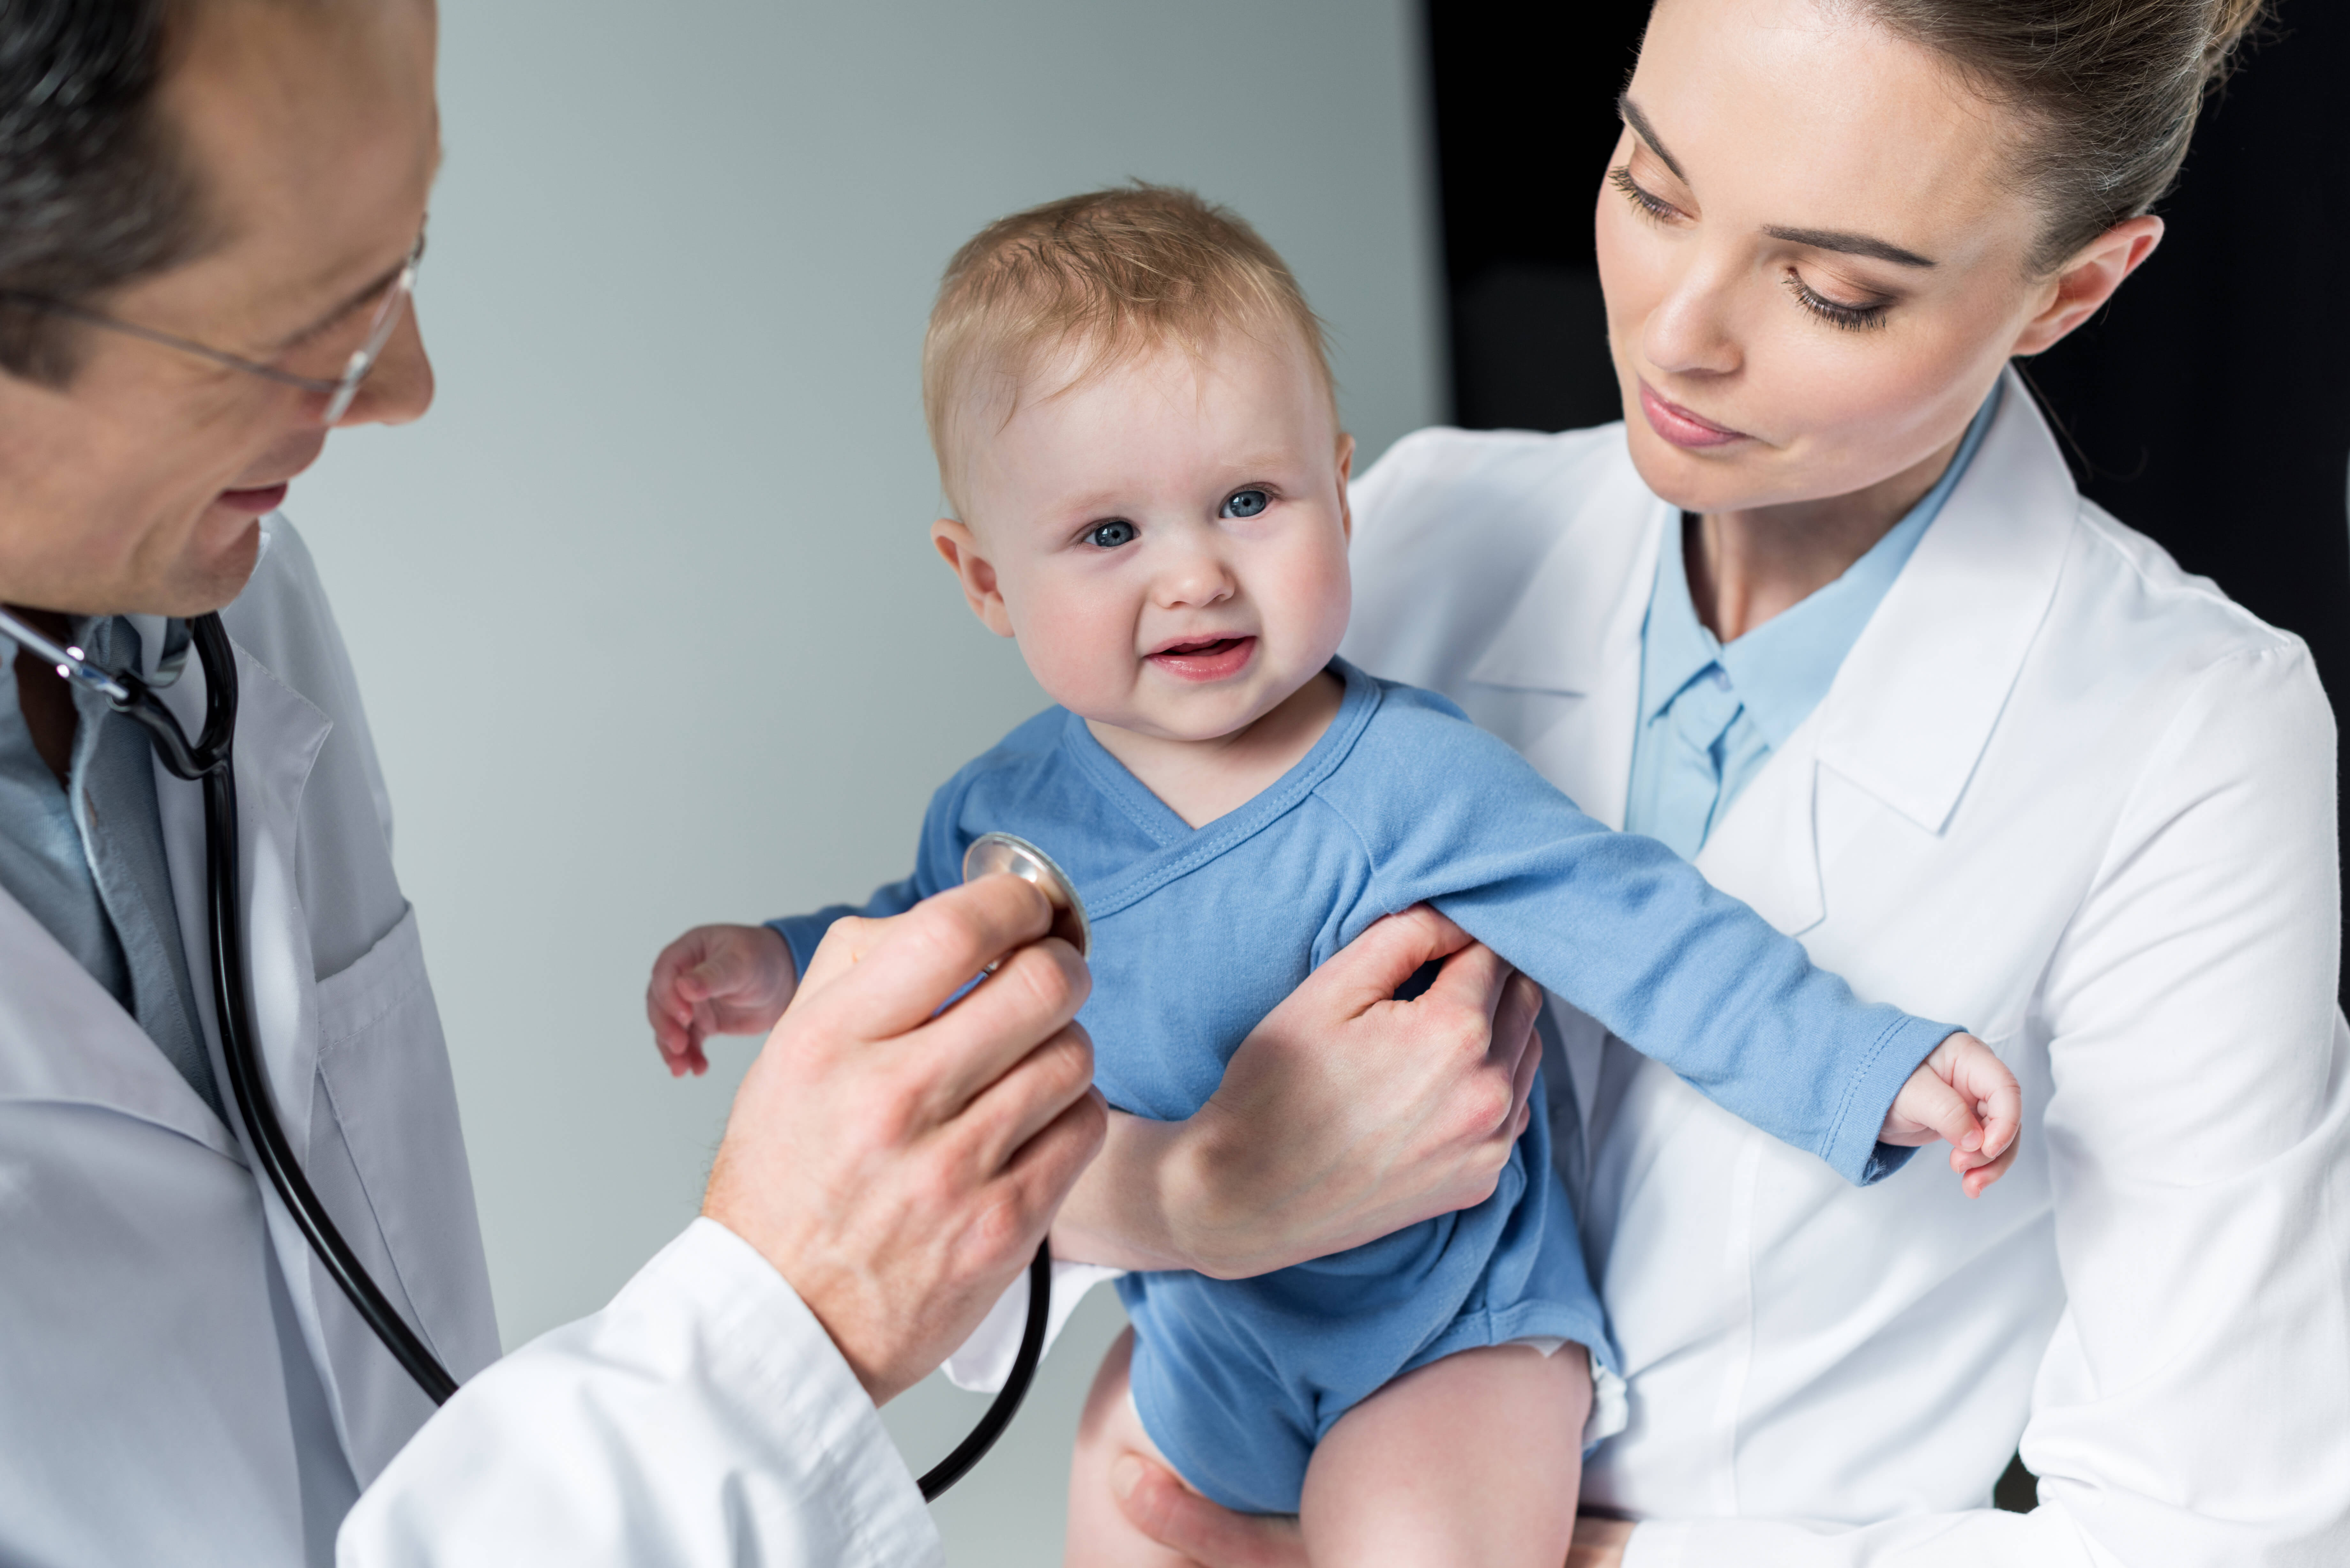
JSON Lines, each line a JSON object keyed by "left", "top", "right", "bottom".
{"left": 648, "top": 186, "right": 2018, "bottom": 1564}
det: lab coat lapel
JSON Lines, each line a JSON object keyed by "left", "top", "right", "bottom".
{"left": 1695, "top": 367, "right": 2075, "bottom": 933}
{"left": 1460, "top": 447, "right": 1668, "bottom": 829}
{"left": 0, "top": 883, "right": 240, "bottom": 1157}
{"left": 1814, "top": 367, "right": 2075, "bottom": 835}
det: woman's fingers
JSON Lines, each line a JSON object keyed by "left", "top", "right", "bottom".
{"left": 1113, "top": 1451, "right": 1307, "bottom": 1567}
{"left": 1321, "top": 904, "right": 1478, "bottom": 1015}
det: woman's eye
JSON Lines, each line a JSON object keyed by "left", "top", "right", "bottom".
{"left": 1087, "top": 519, "right": 1138, "bottom": 549}
{"left": 1609, "top": 164, "right": 1680, "bottom": 225}
{"left": 1782, "top": 272, "right": 1891, "bottom": 332}
{"left": 1221, "top": 488, "right": 1270, "bottom": 519}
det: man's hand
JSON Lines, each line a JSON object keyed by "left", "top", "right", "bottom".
{"left": 701, "top": 877, "right": 1108, "bottom": 1405}
{"left": 1881, "top": 1032, "right": 2022, "bottom": 1198}
{"left": 1050, "top": 906, "right": 1545, "bottom": 1279}
{"left": 646, "top": 922, "right": 799, "bottom": 1076}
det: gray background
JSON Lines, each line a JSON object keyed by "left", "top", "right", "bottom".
{"left": 290, "top": 2, "right": 1442, "bottom": 1559}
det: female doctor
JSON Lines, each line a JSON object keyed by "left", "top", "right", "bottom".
{"left": 1064, "top": 0, "right": 2350, "bottom": 1563}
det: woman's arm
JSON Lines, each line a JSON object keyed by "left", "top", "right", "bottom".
{"left": 1050, "top": 906, "right": 1546, "bottom": 1279}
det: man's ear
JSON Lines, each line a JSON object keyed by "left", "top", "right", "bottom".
{"left": 1334, "top": 431, "right": 1356, "bottom": 546}
{"left": 2011, "top": 215, "right": 2163, "bottom": 358}
{"left": 930, "top": 518, "right": 1016, "bottom": 638}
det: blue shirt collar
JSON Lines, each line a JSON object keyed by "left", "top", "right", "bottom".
{"left": 1639, "top": 381, "right": 2002, "bottom": 746}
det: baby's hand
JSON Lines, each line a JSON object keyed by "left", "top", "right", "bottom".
{"left": 1879, "top": 1033, "right": 2021, "bottom": 1198}
{"left": 646, "top": 923, "right": 799, "bottom": 1078}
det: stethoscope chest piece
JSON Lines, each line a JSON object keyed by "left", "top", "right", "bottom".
{"left": 962, "top": 831, "right": 1090, "bottom": 960}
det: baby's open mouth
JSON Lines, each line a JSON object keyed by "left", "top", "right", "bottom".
{"left": 1147, "top": 635, "right": 1258, "bottom": 681}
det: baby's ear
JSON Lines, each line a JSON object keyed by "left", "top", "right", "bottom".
{"left": 930, "top": 519, "right": 1016, "bottom": 638}
{"left": 1334, "top": 432, "right": 1357, "bottom": 545}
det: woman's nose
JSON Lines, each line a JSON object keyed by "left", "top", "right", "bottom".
{"left": 335, "top": 303, "right": 434, "bottom": 429}
{"left": 1640, "top": 253, "right": 1742, "bottom": 379}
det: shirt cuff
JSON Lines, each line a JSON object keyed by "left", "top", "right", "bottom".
{"left": 942, "top": 1257, "right": 1126, "bottom": 1393}
{"left": 1828, "top": 1018, "right": 1961, "bottom": 1185}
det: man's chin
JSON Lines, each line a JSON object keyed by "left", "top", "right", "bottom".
{"left": 147, "top": 515, "right": 268, "bottom": 617}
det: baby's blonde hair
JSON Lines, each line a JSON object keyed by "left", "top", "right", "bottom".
{"left": 922, "top": 183, "right": 1336, "bottom": 513}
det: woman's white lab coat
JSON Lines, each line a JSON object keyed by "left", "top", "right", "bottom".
{"left": 1337, "top": 367, "right": 2350, "bottom": 1565}
{"left": 0, "top": 520, "right": 937, "bottom": 1568}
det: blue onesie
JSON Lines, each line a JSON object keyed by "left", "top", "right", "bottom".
{"left": 772, "top": 659, "right": 1954, "bottom": 1514}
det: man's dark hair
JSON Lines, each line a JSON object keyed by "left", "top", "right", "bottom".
{"left": 0, "top": 0, "right": 205, "bottom": 383}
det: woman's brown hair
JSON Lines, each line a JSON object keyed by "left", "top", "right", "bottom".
{"left": 1850, "top": 0, "right": 2270, "bottom": 271}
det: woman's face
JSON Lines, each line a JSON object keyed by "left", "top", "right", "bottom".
{"left": 1598, "top": 0, "right": 2080, "bottom": 514}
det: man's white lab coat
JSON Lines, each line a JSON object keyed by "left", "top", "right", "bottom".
{"left": 0, "top": 519, "right": 936, "bottom": 1567}
{"left": 1338, "top": 367, "right": 2350, "bottom": 1565}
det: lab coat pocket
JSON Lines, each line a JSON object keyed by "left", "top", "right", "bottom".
{"left": 312, "top": 905, "right": 498, "bottom": 1393}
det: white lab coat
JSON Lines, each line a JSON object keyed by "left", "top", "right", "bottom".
{"left": 1337, "top": 367, "right": 2350, "bottom": 1565}
{"left": 0, "top": 518, "right": 936, "bottom": 1567}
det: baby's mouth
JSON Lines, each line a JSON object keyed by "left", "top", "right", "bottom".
{"left": 1147, "top": 635, "right": 1258, "bottom": 682}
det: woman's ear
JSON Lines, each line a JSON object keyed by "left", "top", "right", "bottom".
{"left": 930, "top": 518, "right": 1016, "bottom": 638}
{"left": 2012, "top": 215, "right": 2164, "bottom": 358}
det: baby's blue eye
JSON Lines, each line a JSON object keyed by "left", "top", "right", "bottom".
{"left": 1088, "top": 519, "right": 1138, "bottom": 549}
{"left": 1221, "top": 488, "right": 1270, "bottom": 519}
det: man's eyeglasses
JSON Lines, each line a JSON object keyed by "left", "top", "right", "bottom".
{"left": 0, "top": 229, "right": 425, "bottom": 424}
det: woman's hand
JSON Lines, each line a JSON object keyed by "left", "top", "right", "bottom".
{"left": 1050, "top": 906, "right": 1545, "bottom": 1279}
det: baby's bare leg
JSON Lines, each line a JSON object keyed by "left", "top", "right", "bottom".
{"left": 1065, "top": 1327, "right": 1205, "bottom": 1568}
{"left": 1300, "top": 1343, "right": 1590, "bottom": 1568}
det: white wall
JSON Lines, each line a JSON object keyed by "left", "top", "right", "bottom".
{"left": 293, "top": 2, "right": 1442, "bottom": 1557}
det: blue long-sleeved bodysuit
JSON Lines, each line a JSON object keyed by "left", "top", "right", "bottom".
{"left": 772, "top": 660, "right": 1954, "bottom": 1513}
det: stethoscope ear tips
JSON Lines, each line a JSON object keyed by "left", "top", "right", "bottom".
{"left": 961, "top": 831, "right": 1091, "bottom": 960}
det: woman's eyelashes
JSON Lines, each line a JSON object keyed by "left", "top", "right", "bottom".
{"left": 1782, "top": 271, "right": 1893, "bottom": 332}
{"left": 1610, "top": 164, "right": 1681, "bottom": 225}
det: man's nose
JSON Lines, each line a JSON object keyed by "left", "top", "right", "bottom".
{"left": 335, "top": 304, "right": 434, "bottom": 429}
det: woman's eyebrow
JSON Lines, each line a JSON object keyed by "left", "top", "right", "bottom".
{"left": 1618, "top": 94, "right": 1937, "bottom": 270}
{"left": 1763, "top": 225, "right": 1937, "bottom": 269}
{"left": 1616, "top": 95, "right": 1688, "bottom": 184}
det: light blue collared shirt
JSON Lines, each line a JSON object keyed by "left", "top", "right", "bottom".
{"left": 1625, "top": 384, "right": 2002, "bottom": 858}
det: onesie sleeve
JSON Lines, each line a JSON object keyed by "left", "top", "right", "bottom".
{"left": 1324, "top": 695, "right": 1957, "bottom": 1185}
{"left": 767, "top": 773, "right": 972, "bottom": 979}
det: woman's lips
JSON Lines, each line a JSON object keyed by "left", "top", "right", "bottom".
{"left": 1148, "top": 635, "right": 1257, "bottom": 682}
{"left": 215, "top": 482, "right": 289, "bottom": 515}
{"left": 1638, "top": 381, "right": 1753, "bottom": 449}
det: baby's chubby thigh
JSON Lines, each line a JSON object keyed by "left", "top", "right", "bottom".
{"left": 1300, "top": 1341, "right": 1591, "bottom": 1568}
{"left": 1065, "top": 1327, "right": 1213, "bottom": 1568}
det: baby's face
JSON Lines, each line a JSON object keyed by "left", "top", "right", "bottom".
{"left": 936, "top": 332, "right": 1353, "bottom": 745}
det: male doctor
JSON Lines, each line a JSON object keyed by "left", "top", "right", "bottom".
{"left": 0, "top": 3, "right": 1536, "bottom": 1561}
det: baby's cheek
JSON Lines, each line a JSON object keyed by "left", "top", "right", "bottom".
{"left": 1003, "top": 580, "right": 1137, "bottom": 716}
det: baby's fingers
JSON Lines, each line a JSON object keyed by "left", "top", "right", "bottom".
{"left": 1888, "top": 1062, "right": 1984, "bottom": 1154}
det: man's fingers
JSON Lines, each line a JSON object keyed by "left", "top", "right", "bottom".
{"left": 1497, "top": 971, "right": 1543, "bottom": 1103}
{"left": 798, "top": 877, "right": 1058, "bottom": 1041}
{"left": 992, "top": 1086, "right": 1110, "bottom": 1241}
{"left": 955, "top": 1021, "right": 1100, "bottom": 1179}
{"left": 1114, "top": 1451, "right": 1306, "bottom": 1567}
{"left": 913, "top": 936, "right": 1091, "bottom": 1116}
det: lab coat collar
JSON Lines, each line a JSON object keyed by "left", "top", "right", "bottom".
{"left": 1464, "top": 437, "right": 1670, "bottom": 700}
{"left": 1814, "top": 366, "right": 2074, "bottom": 834}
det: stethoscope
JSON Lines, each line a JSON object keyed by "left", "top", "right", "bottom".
{"left": 0, "top": 603, "right": 1075, "bottom": 1501}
